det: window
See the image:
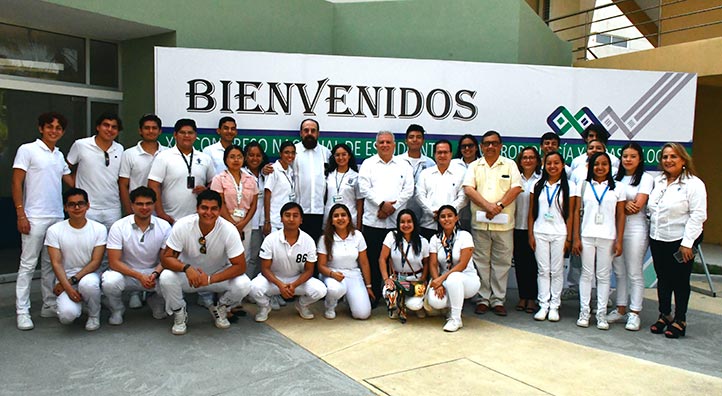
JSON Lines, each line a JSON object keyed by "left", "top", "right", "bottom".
{"left": 595, "top": 33, "right": 628, "bottom": 48}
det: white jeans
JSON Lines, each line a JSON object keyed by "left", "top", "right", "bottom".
{"left": 612, "top": 223, "right": 648, "bottom": 312}
{"left": 579, "top": 237, "right": 614, "bottom": 314}
{"left": 159, "top": 270, "right": 251, "bottom": 314}
{"left": 534, "top": 233, "right": 566, "bottom": 310}
{"left": 101, "top": 269, "right": 162, "bottom": 312}
{"left": 323, "top": 268, "right": 371, "bottom": 320}
{"left": 426, "top": 271, "right": 480, "bottom": 321}
{"left": 250, "top": 274, "right": 326, "bottom": 308}
{"left": 16, "top": 217, "right": 62, "bottom": 314}
{"left": 57, "top": 273, "right": 101, "bottom": 324}
{"left": 86, "top": 207, "right": 121, "bottom": 232}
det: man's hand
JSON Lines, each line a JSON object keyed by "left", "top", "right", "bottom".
{"left": 280, "top": 283, "right": 295, "bottom": 299}
{"left": 192, "top": 185, "right": 207, "bottom": 195}
{"left": 139, "top": 273, "right": 156, "bottom": 289}
{"left": 262, "top": 163, "right": 274, "bottom": 176}
{"left": 186, "top": 266, "right": 207, "bottom": 288}
{"left": 55, "top": 281, "right": 82, "bottom": 302}
{"left": 17, "top": 217, "right": 30, "bottom": 234}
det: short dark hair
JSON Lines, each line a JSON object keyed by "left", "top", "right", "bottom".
{"left": 581, "top": 124, "right": 609, "bottom": 144}
{"left": 130, "top": 186, "right": 156, "bottom": 203}
{"left": 139, "top": 114, "right": 162, "bottom": 129}
{"left": 433, "top": 139, "right": 452, "bottom": 155}
{"left": 95, "top": 112, "right": 123, "bottom": 131}
{"left": 540, "top": 132, "right": 560, "bottom": 145}
{"left": 63, "top": 188, "right": 89, "bottom": 205}
{"left": 405, "top": 124, "right": 425, "bottom": 137}
{"left": 300, "top": 118, "right": 319, "bottom": 132}
{"left": 482, "top": 130, "right": 502, "bottom": 143}
{"left": 218, "top": 116, "right": 236, "bottom": 129}
{"left": 196, "top": 189, "right": 222, "bottom": 208}
{"left": 38, "top": 112, "right": 67, "bottom": 130}
{"left": 223, "top": 144, "right": 244, "bottom": 167}
{"left": 174, "top": 118, "right": 197, "bottom": 133}
{"left": 281, "top": 201, "right": 304, "bottom": 217}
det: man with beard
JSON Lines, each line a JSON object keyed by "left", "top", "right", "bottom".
{"left": 293, "top": 118, "right": 330, "bottom": 243}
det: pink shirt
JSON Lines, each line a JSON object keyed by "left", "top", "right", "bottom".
{"left": 210, "top": 170, "right": 259, "bottom": 216}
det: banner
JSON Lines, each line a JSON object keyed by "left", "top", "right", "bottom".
{"left": 155, "top": 47, "right": 697, "bottom": 165}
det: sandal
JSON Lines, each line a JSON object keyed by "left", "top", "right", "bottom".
{"left": 525, "top": 300, "right": 538, "bottom": 314}
{"left": 650, "top": 314, "right": 671, "bottom": 334}
{"left": 664, "top": 320, "right": 687, "bottom": 339}
{"left": 515, "top": 299, "right": 527, "bottom": 311}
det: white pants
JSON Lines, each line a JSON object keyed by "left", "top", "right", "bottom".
{"left": 471, "top": 229, "right": 513, "bottom": 307}
{"left": 86, "top": 207, "right": 121, "bottom": 232}
{"left": 323, "top": 268, "right": 371, "bottom": 319}
{"left": 16, "top": 217, "right": 61, "bottom": 314}
{"left": 101, "top": 269, "right": 162, "bottom": 312}
{"left": 159, "top": 270, "right": 251, "bottom": 314}
{"left": 426, "top": 271, "right": 480, "bottom": 321}
{"left": 250, "top": 274, "right": 326, "bottom": 308}
{"left": 534, "top": 233, "right": 566, "bottom": 310}
{"left": 579, "top": 237, "right": 614, "bottom": 314}
{"left": 612, "top": 223, "right": 648, "bottom": 312}
{"left": 57, "top": 273, "right": 101, "bottom": 324}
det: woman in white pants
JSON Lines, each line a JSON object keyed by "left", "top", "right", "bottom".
{"left": 606, "top": 143, "right": 654, "bottom": 331}
{"left": 317, "top": 204, "right": 375, "bottom": 320}
{"left": 425, "top": 205, "right": 480, "bottom": 332}
{"left": 572, "top": 152, "right": 625, "bottom": 330}
{"left": 528, "top": 152, "right": 575, "bottom": 322}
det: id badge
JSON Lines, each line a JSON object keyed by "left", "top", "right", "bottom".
{"left": 186, "top": 176, "right": 195, "bottom": 189}
{"left": 289, "top": 192, "right": 296, "bottom": 202}
{"left": 595, "top": 213, "right": 604, "bottom": 224}
{"left": 332, "top": 194, "right": 343, "bottom": 203}
{"left": 258, "top": 190, "right": 264, "bottom": 199}
{"left": 233, "top": 209, "right": 246, "bottom": 218}
{"left": 544, "top": 212, "right": 554, "bottom": 221}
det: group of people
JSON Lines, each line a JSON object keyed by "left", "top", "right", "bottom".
{"left": 12, "top": 111, "right": 706, "bottom": 337}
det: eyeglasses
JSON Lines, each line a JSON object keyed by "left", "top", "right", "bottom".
{"left": 198, "top": 236, "right": 207, "bottom": 254}
{"left": 66, "top": 201, "right": 87, "bottom": 209}
{"left": 521, "top": 156, "right": 536, "bottom": 161}
{"left": 104, "top": 151, "right": 110, "bottom": 167}
{"left": 460, "top": 143, "right": 475, "bottom": 149}
{"left": 481, "top": 141, "right": 501, "bottom": 147}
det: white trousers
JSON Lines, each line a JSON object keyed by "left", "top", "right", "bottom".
{"left": 159, "top": 270, "right": 251, "bottom": 314}
{"left": 250, "top": 274, "right": 326, "bottom": 308}
{"left": 534, "top": 232, "right": 566, "bottom": 310}
{"left": 16, "top": 217, "right": 61, "bottom": 314}
{"left": 323, "top": 268, "right": 371, "bottom": 319}
{"left": 612, "top": 223, "right": 648, "bottom": 312}
{"left": 57, "top": 273, "right": 101, "bottom": 324}
{"left": 101, "top": 269, "right": 162, "bottom": 312}
{"left": 579, "top": 237, "right": 614, "bottom": 314}
{"left": 426, "top": 271, "right": 480, "bottom": 321}
{"left": 86, "top": 207, "right": 121, "bottom": 232}
{"left": 471, "top": 229, "right": 513, "bottom": 307}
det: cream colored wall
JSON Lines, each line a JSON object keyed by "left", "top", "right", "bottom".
{"left": 660, "top": 0, "right": 722, "bottom": 46}
{"left": 691, "top": 85, "right": 721, "bottom": 244}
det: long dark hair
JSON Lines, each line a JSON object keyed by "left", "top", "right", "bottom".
{"left": 532, "top": 151, "right": 570, "bottom": 221}
{"left": 615, "top": 142, "right": 645, "bottom": 186}
{"left": 326, "top": 143, "right": 359, "bottom": 175}
{"left": 394, "top": 209, "right": 422, "bottom": 256}
{"left": 435, "top": 205, "right": 460, "bottom": 238}
{"left": 242, "top": 141, "right": 269, "bottom": 172}
{"left": 322, "top": 203, "right": 355, "bottom": 261}
{"left": 454, "top": 134, "right": 480, "bottom": 160}
{"left": 586, "top": 152, "right": 616, "bottom": 190}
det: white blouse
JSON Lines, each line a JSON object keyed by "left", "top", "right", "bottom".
{"left": 648, "top": 173, "right": 707, "bottom": 248}
{"left": 382, "top": 231, "right": 429, "bottom": 275}
{"left": 573, "top": 179, "right": 625, "bottom": 240}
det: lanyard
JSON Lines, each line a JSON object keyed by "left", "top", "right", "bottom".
{"left": 441, "top": 231, "right": 455, "bottom": 270}
{"left": 590, "top": 182, "right": 609, "bottom": 206}
{"left": 399, "top": 241, "right": 413, "bottom": 272}
{"left": 334, "top": 170, "right": 347, "bottom": 192}
{"left": 178, "top": 148, "right": 193, "bottom": 175}
{"left": 281, "top": 167, "right": 295, "bottom": 190}
{"left": 545, "top": 183, "right": 560, "bottom": 208}
{"left": 228, "top": 171, "right": 244, "bottom": 205}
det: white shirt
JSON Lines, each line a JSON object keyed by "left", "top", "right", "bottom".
{"left": 323, "top": 169, "right": 361, "bottom": 226}
{"left": 532, "top": 179, "right": 576, "bottom": 236}
{"left": 428, "top": 230, "right": 476, "bottom": 276}
{"left": 397, "top": 152, "right": 436, "bottom": 218}
{"left": 67, "top": 136, "right": 124, "bottom": 211}
{"left": 648, "top": 173, "right": 707, "bottom": 248}
{"left": 570, "top": 152, "right": 620, "bottom": 173}
{"left": 147, "top": 148, "right": 215, "bottom": 220}
{"left": 569, "top": 166, "right": 588, "bottom": 186}
{"left": 12, "top": 139, "right": 70, "bottom": 218}
{"left": 165, "top": 214, "right": 244, "bottom": 275}
{"left": 294, "top": 142, "right": 330, "bottom": 215}
{"left": 515, "top": 172, "right": 542, "bottom": 231}
{"left": 202, "top": 141, "right": 228, "bottom": 176}
{"left": 617, "top": 172, "right": 654, "bottom": 228}
{"left": 382, "top": 231, "right": 429, "bottom": 275}
{"left": 416, "top": 165, "right": 467, "bottom": 229}
{"left": 573, "top": 179, "right": 625, "bottom": 240}
{"left": 45, "top": 219, "right": 107, "bottom": 276}
{"left": 106, "top": 214, "right": 171, "bottom": 271}
{"left": 264, "top": 161, "right": 296, "bottom": 229}
{"left": 358, "top": 155, "right": 414, "bottom": 229}
{"left": 259, "top": 229, "right": 317, "bottom": 278}
{"left": 317, "top": 231, "right": 367, "bottom": 271}
{"left": 243, "top": 168, "right": 265, "bottom": 229}
{"left": 119, "top": 141, "right": 167, "bottom": 191}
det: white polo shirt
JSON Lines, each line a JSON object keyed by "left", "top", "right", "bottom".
{"left": 532, "top": 179, "right": 576, "bottom": 236}
{"left": 107, "top": 214, "right": 171, "bottom": 271}
{"left": 294, "top": 142, "right": 330, "bottom": 215}
{"left": 515, "top": 172, "right": 542, "bottom": 231}
{"left": 202, "top": 141, "right": 228, "bottom": 176}
{"left": 358, "top": 155, "right": 414, "bottom": 229}
{"left": 416, "top": 165, "right": 467, "bottom": 229}
{"left": 45, "top": 219, "right": 107, "bottom": 276}
{"left": 165, "top": 214, "right": 244, "bottom": 275}
{"left": 259, "top": 229, "right": 317, "bottom": 278}
{"left": 382, "top": 231, "right": 429, "bottom": 274}
{"left": 323, "top": 169, "right": 361, "bottom": 226}
{"left": 317, "top": 230, "right": 367, "bottom": 271}
{"left": 574, "top": 179, "right": 625, "bottom": 240}
{"left": 617, "top": 173, "right": 654, "bottom": 228}
{"left": 119, "top": 141, "right": 167, "bottom": 191}
{"left": 264, "top": 161, "right": 296, "bottom": 229}
{"left": 428, "top": 230, "right": 477, "bottom": 276}
{"left": 67, "top": 136, "right": 124, "bottom": 210}
{"left": 12, "top": 139, "right": 70, "bottom": 218}
{"left": 147, "top": 148, "right": 215, "bottom": 220}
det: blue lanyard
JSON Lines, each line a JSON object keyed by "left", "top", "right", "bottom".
{"left": 545, "top": 184, "right": 560, "bottom": 207}
{"left": 590, "top": 182, "right": 609, "bottom": 206}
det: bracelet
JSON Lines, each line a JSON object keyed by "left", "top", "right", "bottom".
{"left": 16, "top": 204, "right": 23, "bottom": 209}
{"left": 329, "top": 271, "right": 335, "bottom": 277}
{"left": 207, "top": 275, "right": 212, "bottom": 285}
{"left": 365, "top": 284, "right": 372, "bottom": 288}
{"left": 264, "top": 221, "right": 271, "bottom": 224}
{"left": 17, "top": 216, "right": 27, "bottom": 220}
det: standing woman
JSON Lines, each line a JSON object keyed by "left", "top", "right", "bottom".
{"left": 317, "top": 204, "right": 374, "bottom": 320}
{"left": 379, "top": 209, "right": 429, "bottom": 322}
{"left": 572, "top": 152, "right": 625, "bottom": 330}
{"left": 263, "top": 141, "right": 296, "bottom": 234}
{"left": 425, "top": 205, "right": 480, "bottom": 332}
{"left": 606, "top": 142, "right": 654, "bottom": 331}
{"left": 647, "top": 143, "right": 706, "bottom": 338}
{"left": 451, "top": 134, "right": 481, "bottom": 231}
{"left": 242, "top": 141, "right": 268, "bottom": 280}
{"left": 324, "top": 144, "right": 363, "bottom": 230}
{"left": 528, "top": 152, "right": 574, "bottom": 322}
{"left": 513, "top": 147, "right": 542, "bottom": 313}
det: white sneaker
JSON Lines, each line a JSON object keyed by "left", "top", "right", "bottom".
{"left": 128, "top": 292, "right": 143, "bottom": 309}
{"left": 295, "top": 301, "right": 314, "bottom": 320}
{"left": 146, "top": 293, "right": 167, "bottom": 319}
{"left": 255, "top": 305, "right": 271, "bottom": 322}
{"left": 197, "top": 293, "right": 214, "bottom": 308}
{"left": 270, "top": 296, "right": 281, "bottom": 311}
{"left": 278, "top": 296, "right": 287, "bottom": 307}
{"left": 209, "top": 303, "right": 231, "bottom": 329}
{"left": 108, "top": 310, "right": 124, "bottom": 326}
{"left": 85, "top": 316, "right": 100, "bottom": 331}
{"left": 596, "top": 314, "right": 609, "bottom": 330}
{"left": 40, "top": 305, "right": 57, "bottom": 318}
{"left": 17, "top": 314, "right": 34, "bottom": 330}
{"left": 533, "top": 307, "right": 548, "bottom": 321}
{"left": 172, "top": 307, "right": 187, "bottom": 335}
{"left": 625, "top": 312, "right": 641, "bottom": 331}
{"left": 606, "top": 309, "right": 627, "bottom": 324}
{"left": 323, "top": 307, "right": 336, "bottom": 320}
{"left": 443, "top": 318, "right": 463, "bottom": 332}
{"left": 576, "top": 311, "right": 590, "bottom": 328}
{"left": 548, "top": 308, "right": 560, "bottom": 322}
{"left": 561, "top": 288, "right": 579, "bottom": 301}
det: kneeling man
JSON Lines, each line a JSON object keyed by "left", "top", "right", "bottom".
{"left": 159, "top": 190, "right": 251, "bottom": 335}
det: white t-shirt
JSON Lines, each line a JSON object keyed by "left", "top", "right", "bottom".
{"left": 12, "top": 139, "right": 70, "bottom": 218}
{"left": 119, "top": 141, "right": 167, "bottom": 191}
{"left": 416, "top": 165, "right": 467, "bottom": 229}
{"left": 147, "top": 148, "right": 215, "bottom": 220}
{"left": 617, "top": 173, "right": 654, "bottom": 228}
{"left": 259, "top": 229, "right": 317, "bottom": 278}
{"left": 264, "top": 161, "right": 296, "bottom": 229}
{"left": 45, "top": 219, "right": 107, "bottom": 276}
{"left": 317, "top": 231, "right": 367, "bottom": 271}
{"left": 67, "top": 136, "right": 124, "bottom": 210}
{"left": 294, "top": 142, "right": 330, "bottom": 215}
{"left": 202, "top": 141, "right": 228, "bottom": 176}
{"left": 514, "top": 172, "right": 542, "bottom": 231}
{"left": 428, "top": 230, "right": 476, "bottom": 276}
{"left": 573, "top": 180, "right": 626, "bottom": 240}
{"left": 165, "top": 214, "right": 244, "bottom": 275}
{"left": 106, "top": 214, "right": 171, "bottom": 271}
{"left": 382, "top": 231, "right": 429, "bottom": 274}
{"left": 532, "top": 179, "right": 576, "bottom": 236}
{"left": 323, "top": 169, "right": 361, "bottom": 226}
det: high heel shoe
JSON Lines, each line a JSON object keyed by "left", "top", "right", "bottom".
{"left": 515, "top": 299, "right": 527, "bottom": 311}
{"left": 664, "top": 320, "right": 686, "bottom": 339}
{"left": 650, "top": 314, "right": 671, "bottom": 334}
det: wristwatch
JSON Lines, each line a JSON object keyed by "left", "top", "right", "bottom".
{"left": 70, "top": 276, "right": 79, "bottom": 285}
{"left": 182, "top": 264, "right": 191, "bottom": 272}
{"left": 496, "top": 201, "right": 505, "bottom": 209}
